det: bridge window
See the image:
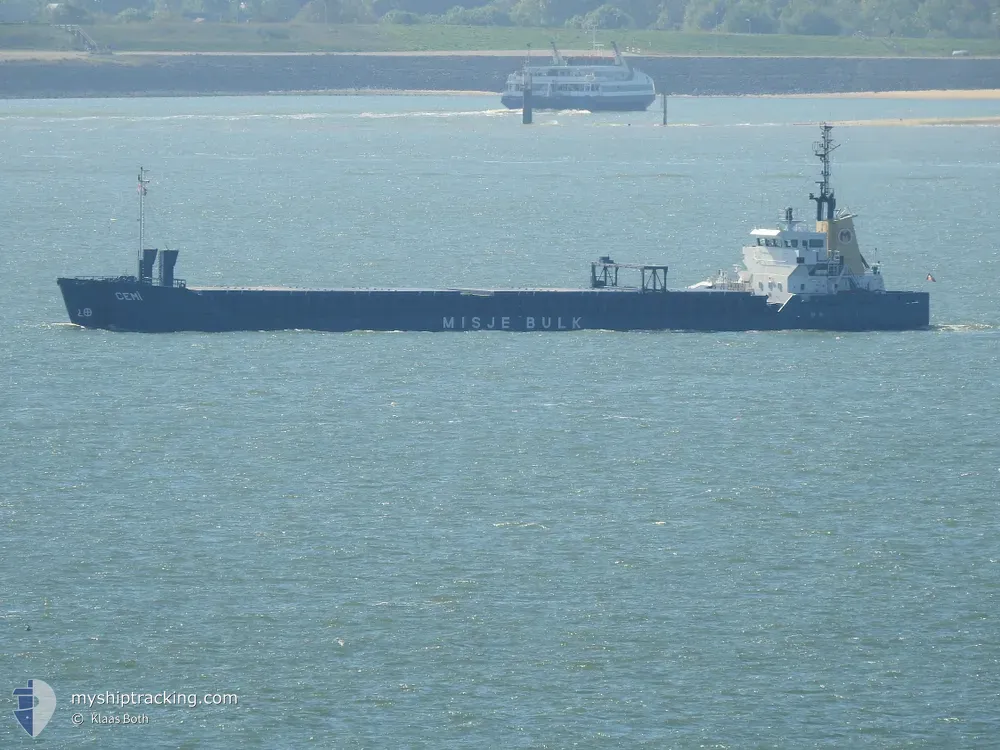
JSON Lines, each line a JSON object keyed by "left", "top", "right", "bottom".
{"left": 791, "top": 239, "right": 798, "bottom": 248}
{"left": 809, "top": 239, "right": 825, "bottom": 248}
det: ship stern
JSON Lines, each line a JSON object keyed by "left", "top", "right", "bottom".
{"left": 500, "top": 93, "right": 521, "bottom": 109}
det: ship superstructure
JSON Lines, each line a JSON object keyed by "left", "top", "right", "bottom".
{"left": 500, "top": 41, "right": 657, "bottom": 112}
{"left": 691, "top": 125, "right": 890, "bottom": 310}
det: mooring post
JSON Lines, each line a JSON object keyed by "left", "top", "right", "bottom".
{"left": 661, "top": 92, "right": 667, "bottom": 126}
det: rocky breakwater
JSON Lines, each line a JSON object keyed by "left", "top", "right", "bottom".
{"left": 1, "top": 52, "right": 999, "bottom": 98}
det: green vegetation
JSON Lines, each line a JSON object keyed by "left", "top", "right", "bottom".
{"left": 3, "top": 0, "right": 1000, "bottom": 54}
{"left": 3, "top": 21, "right": 999, "bottom": 55}
{"left": 3, "top": 0, "right": 1000, "bottom": 38}
{"left": 0, "top": 22, "right": 87, "bottom": 50}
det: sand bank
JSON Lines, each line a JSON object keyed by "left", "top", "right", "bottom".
{"left": 826, "top": 116, "right": 1000, "bottom": 126}
{"left": 782, "top": 89, "right": 1000, "bottom": 100}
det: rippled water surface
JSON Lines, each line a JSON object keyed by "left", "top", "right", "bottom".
{"left": 2, "top": 95, "right": 999, "bottom": 747}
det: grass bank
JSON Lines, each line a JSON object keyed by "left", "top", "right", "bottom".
{"left": 2, "top": 22, "right": 1000, "bottom": 57}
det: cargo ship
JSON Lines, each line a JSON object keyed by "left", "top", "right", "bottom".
{"left": 57, "top": 126, "right": 929, "bottom": 333}
{"left": 500, "top": 42, "right": 657, "bottom": 112}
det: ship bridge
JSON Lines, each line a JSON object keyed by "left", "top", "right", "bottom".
{"left": 747, "top": 210, "right": 828, "bottom": 268}
{"left": 732, "top": 205, "right": 885, "bottom": 304}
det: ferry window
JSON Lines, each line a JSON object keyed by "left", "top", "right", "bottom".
{"left": 756, "top": 238, "right": 763, "bottom": 246}
{"left": 791, "top": 240, "right": 798, "bottom": 248}
{"left": 783, "top": 240, "right": 790, "bottom": 247}
{"left": 778, "top": 283, "right": 783, "bottom": 292}
{"left": 800, "top": 284, "right": 805, "bottom": 291}
{"left": 758, "top": 282, "right": 763, "bottom": 290}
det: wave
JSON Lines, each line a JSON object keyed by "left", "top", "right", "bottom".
{"left": 931, "top": 323, "right": 998, "bottom": 332}
{"left": 1, "top": 112, "right": 341, "bottom": 124}
{"left": 358, "top": 108, "right": 509, "bottom": 119}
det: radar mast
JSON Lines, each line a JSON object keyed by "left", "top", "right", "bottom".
{"left": 809, "top": 124, "right": 838, "bottom": 221}
{"left": 137, "top": 166, "right": 150, "bottom": 278}
{"left": 550, "top": 40, "right": 565, "bottom": 66}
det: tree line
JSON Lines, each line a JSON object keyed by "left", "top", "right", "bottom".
{"left": 18, "top": 0, "right": 1000, "bottom": 39}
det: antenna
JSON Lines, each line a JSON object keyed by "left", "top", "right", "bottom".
{"left": 808, "top": 123, "right": 838, "bottom": 221}
{"left": 550, "top": 40, "right": 564, "bottom": 65}
{"left": 137, "top": 166, "right": 150, "bottom": 278}
{"left": 611, "top": 41, "right": 627, "bottom": 69}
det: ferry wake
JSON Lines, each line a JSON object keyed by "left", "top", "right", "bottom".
{"left": 57, "top": 126, "right": 928, "bottom": 334}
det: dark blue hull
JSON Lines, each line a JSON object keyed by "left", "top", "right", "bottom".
{"left": 57, "top": 278, "right": 929, "bottom": 333}
{"left": 500, "top": 94, "right": 656, "bottom": 112}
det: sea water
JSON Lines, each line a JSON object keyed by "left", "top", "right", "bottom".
{"left": 1, "top": 94, "right": 999, "bottom": 747}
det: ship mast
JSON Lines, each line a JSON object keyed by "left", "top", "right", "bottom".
{"left": 809, "top": 124, "right": 838, "bottom": 221}
{"left": 611, "top": 41, "right": 628, "bottom": 70}
{"left": 137, "top": 166, "right": 150, "bottom": 278}
{"left": 550, "top": 40, "right": 564, "bottom": 66}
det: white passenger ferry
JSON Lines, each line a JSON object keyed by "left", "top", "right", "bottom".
{"left": 500, "top": 42, "right": 657, "bottom": 112}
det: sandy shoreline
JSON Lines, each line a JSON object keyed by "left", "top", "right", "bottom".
{"left": 242, "top": 87, "right": 1000, "bottom": 100}
{"left": 295, "top": 88, "right": 1000, "bottom": 100}
{"left": 825, "top": 116, "right": 1000, "bottom": 126}
{"left": 285, "top": 89, "right": 497, "bottom": 96}
{"left": 780, "top": 89, "right": 1000, "bottom": 100}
